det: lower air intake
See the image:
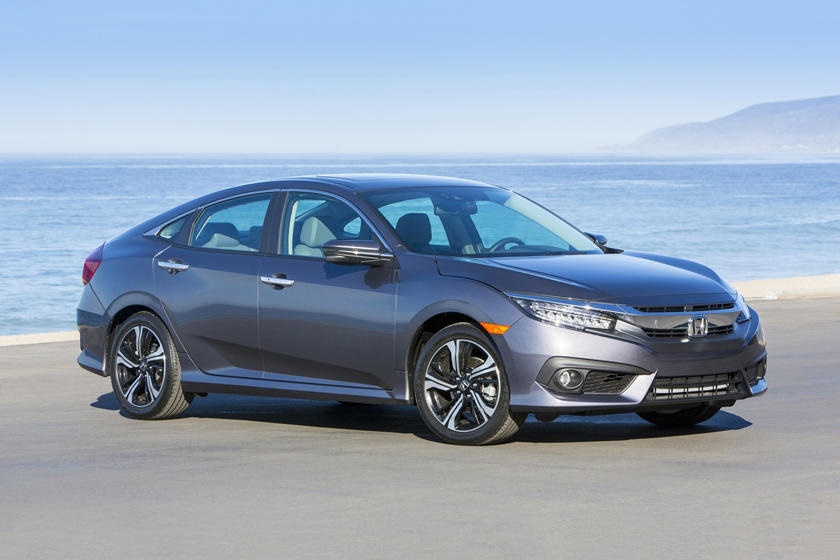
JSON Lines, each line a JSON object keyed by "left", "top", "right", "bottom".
{"left": 582, "top": 371, "right": 635, "bottom": 394}
{"left": 645, "top": 373, "right": 739, "bottom": 401}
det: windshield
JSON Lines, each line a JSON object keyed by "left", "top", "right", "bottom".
{"left": 363, "top": 187, "right": 602, "bottom": 257}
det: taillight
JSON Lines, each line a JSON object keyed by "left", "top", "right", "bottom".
{"left": 82, "top": 244, "right": 104, "bottom": 285}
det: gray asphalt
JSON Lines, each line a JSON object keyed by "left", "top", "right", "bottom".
{"left": 1, "top": 298, "right": 838, "bottom": 559}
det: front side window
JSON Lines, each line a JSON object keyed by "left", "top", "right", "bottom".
{"left": 190, "top": 194, "right": 272, "bottom": 252}
{"left": 364, "top": 187, "right": 601, "bottom": 257}
{"left": 281, "top": 192, "right": 375, "bottom": 258}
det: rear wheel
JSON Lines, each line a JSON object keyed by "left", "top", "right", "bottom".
{"left": 108, "top": 312, "right": 193, "bottom": 419}
{"left": 414, "top": 323, "right": 525, "bottom": 445}
{"left": 637, "top": 403, "right": 721, "bottom": 428}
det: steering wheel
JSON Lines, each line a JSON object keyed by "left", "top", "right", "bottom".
{"left": 489, "top": 237, "right": 526, "bottom": 252}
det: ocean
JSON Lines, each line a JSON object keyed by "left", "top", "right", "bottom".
{"left": 1, "top": 154, "right": 839, "bottom": 335}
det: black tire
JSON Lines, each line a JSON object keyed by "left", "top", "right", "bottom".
{"left": 636, "top": 403, "right": 721, "bottom": 428}
{"left": 414, "top": 323, "right": 526, "bottom": 445}
{"left": 108, "top": 312, "right": 193, "bottom": 419}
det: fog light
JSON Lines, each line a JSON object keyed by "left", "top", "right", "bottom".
{"left": 750, "top": 324, "right": 766, "bottom": 346}
{"left": 556, "top": 368, "right": 585, "bottom": 390}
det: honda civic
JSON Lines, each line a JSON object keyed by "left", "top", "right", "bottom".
{"left": 77, "top": 174, "right": 767, "bottom": 444}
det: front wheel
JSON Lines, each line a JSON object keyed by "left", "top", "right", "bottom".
{"left": 108, "top": 312, "right": 193, "bottom": 419}
{"left": 636, "top": 403, "right": 721, "bottom": 428}
{"left": 414, "top": 323, "right": 526, "bottom": 445}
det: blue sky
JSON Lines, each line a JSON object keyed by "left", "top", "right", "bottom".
{"left": 2, "top": 0, "right": 839, "bottom": 153}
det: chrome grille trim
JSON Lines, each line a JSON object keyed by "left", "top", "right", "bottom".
{"left": 633, "top": 302, "right": 735, "bottom": 313}
{"left": 642, "top": 324, "right": 734, "bottom": 339}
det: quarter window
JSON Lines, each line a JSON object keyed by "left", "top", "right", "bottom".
{"left": 157, "top": 216, "right": 188, "bottom": 240}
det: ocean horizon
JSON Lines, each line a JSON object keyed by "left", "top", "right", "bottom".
{"left": 2, "top": 153, "right": 839, "bottom": 335}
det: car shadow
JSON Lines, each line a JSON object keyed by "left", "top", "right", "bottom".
{"left": 513, "top": 410, "right": 752, "bottom": 443}
{"left": 93, "top": 391, "right": 752, "bottom": 444}
{"left": 90, "top": 392, "right": 121, "bottom": 411}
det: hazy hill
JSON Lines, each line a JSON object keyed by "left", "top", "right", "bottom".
{"left": 628, "top": 95, "right": 840, "bottom": 154}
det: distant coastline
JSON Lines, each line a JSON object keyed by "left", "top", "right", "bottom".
{"left": 626, "top": 95, "right": 840, "bottom": 154}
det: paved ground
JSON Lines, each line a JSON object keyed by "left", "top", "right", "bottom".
{"left": 1, "top": 298, "right": 838, "bottom": 559}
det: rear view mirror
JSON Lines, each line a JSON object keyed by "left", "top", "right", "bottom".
{"left": 433, "top": 199, "right": 477, "bottom": 215}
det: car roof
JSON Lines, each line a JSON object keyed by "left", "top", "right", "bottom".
{"left": 241, "top": 173, "right": 498, "bottom": 194}
{"left": 314, "top": 173, "right": 494, "bottom": 191}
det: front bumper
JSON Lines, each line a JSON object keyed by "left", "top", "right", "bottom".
{"left": 501, "top": 309, "right": 767, "bottom": 414}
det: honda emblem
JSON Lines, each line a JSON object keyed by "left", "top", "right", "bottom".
{"left": 687, "top": 316, "right": 709, "bottom": 338}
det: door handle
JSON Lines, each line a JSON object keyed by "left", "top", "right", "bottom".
{"left": 157, "top": 260, "right": 190, "bottom": 274}
{"left": 260, "top": 273, "right": 295, "bottom": 289}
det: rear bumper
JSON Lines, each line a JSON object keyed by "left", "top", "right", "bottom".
{"left": 76, "top": 285, "right": 108, "bottom": 376}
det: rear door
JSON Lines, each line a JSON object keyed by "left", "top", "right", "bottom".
{"left": 154, "top": 192, "right": 275, "bottom": 378}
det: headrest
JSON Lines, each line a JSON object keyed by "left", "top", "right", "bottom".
{"left": 299, "top": 216, "right": 334, "bottom": 247}
{"left": 396, "top": 213, "right": 432, "bottom": 250}
{"left": 197, "top": 222, "right": 238, "bottom": 246}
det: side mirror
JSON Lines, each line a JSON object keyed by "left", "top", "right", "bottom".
{"left": 585, "top": 232, "right": 608, "bottom": 246}
{"left": 323, "top": 239, "right": 395, "bottom": 266}
{"left": 585, "top": 232, "right": 623, "bottom": 254}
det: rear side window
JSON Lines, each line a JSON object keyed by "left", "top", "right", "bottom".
{"left": 190, "top": 194, "right": 272, "bottom": 252}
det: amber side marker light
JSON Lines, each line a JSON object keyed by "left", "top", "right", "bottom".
{"left": 480, "top": 322, "right": 510, "bottom": 335}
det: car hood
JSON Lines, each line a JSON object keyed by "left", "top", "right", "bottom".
{"left": 435, "top": 252, "right": 737, "bottom": 307}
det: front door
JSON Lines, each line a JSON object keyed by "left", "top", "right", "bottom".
{"left": 258, "top": 191, "right": 398, "bottom": 391}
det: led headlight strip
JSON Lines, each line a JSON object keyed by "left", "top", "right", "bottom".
{"left": 512, "top": 297, "right": 616, "bottom": 331}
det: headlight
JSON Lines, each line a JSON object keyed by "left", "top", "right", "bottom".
{"left": 512, "top": 297, "right": 616, "bottom": 331}
{"left": 736, "top": 293, "right": 751, "bottom": 323}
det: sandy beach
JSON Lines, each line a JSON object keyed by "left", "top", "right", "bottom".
{"left": 733, "top": 273, "right": 840, "bottom": 300}
{"left": 1, "top": 273, "right": 837, "bottom": 347}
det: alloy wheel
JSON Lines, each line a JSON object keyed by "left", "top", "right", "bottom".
{"left": 422, "top": 338, "right": 501, "bottom": 432}
{"left": 114, "top": 324, "right": 167, "bottom": 408}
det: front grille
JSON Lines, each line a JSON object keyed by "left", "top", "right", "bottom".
{"left": 642, "top": 324, "right": 734, "bottom": 338}
{"left": 634, "top": 302, "right": 735, "bottom": 313}
{"left": 582, "top": 371, "right": 635, "bottom": 394}
{"left": 645, "top": 373, "right": 740, "bottom": 401}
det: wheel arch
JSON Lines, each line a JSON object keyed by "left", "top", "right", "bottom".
{"left": 109, "top": 304, "right": 163, "bottom": 333}
{"left": 104, "top": 294, "right": 171, "bottom": 375}
{"left": 405, "top": 311, "right": 511, "bottom": 403}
